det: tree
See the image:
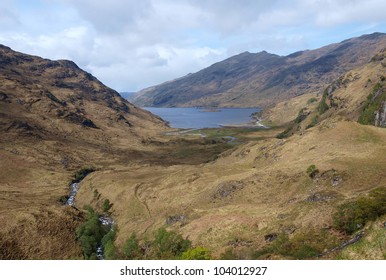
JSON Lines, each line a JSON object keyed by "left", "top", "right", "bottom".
{"left": 153, "top": 228, "right": 191, "bottom": 259}
{"left": 76, "top": 207, "right": 106, "bottom": 259}
{"left": 123, "top": 233, "right": 142, "bottom": 259}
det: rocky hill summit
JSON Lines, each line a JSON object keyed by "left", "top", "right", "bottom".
{"left": 0, "top": 44, "right": 169, "bottom": 168}
{"left": 133, "top": 32, "right": 386, "bottom": 108}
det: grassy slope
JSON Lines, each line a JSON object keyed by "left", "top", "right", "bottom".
{"left": 75, "top": 118, "right": 386, "bottom": 258}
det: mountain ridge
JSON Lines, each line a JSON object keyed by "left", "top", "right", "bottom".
{"left": 133, "top": 32, "right": 386, "bottom": 108}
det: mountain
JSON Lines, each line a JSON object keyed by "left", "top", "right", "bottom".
{"left": 0, "top": 45, "right": 168, "bottom": 259}
{"left": 133, "top": 32, "right": 386, "bottom": 108}
{"left": 75, "top": 49, "right": 386, "bottom": 260}
{"left": 1, "top": 42, "right": 386, "bottom": 260}
{"left": 119, "top": 91, "right": 136, "bottom": 101}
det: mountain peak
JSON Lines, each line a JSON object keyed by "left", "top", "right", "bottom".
{"left": 133, "top": 33, "right": 386, "bottom": 108}
{"left": 0, "top": 44, "right": 168, "bottom": 144}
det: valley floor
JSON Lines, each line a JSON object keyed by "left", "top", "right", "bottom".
{"left": 1, "top": 118, "right": 385, "bottom": 259}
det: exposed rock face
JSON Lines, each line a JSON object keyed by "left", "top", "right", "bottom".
{"left": 166, "top": 215, "right": 186, "bottom": 226}
{"left": 374, "top": 101, "right": 386, "bottom": 127}
{"left": 213, "top": 181, "right": 244, "bottom": 199}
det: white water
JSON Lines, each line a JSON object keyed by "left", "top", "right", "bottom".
{"left": 66, "top": 182, "right": 79, "bottom": 206}
{"left": 65, "top": 181, "right": 114, "bottom": 260}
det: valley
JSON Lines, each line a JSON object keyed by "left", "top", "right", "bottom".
{"left": 1, "top": 36, "right": 385, "bottom": 260}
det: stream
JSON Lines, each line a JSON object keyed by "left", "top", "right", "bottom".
{"left": 65, "top": 179, "right": 114, "bottom": 260}
{"left": 65, "top": 182, "right": 79, "bottom": 206}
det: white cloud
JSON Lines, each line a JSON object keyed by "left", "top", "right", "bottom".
{"left": 0, "top": 0, "right": 385, "bottom": 92}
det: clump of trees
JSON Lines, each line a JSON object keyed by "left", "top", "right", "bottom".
{"left": 122, "top": 227, "right": 210, "bottom": 260}
{"left": 76, "top": 207, "right": 211, "bottom": 260}
{"left": 76, "top": 206, "right": 111, "bottom": 259}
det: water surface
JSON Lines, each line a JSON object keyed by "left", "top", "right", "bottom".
{"left": 144, "top": 107, "right": 260, "bottom": 129}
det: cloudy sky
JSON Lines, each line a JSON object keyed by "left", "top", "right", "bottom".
{"left": 1, "top": 0, "right": 386, "bottom": 92}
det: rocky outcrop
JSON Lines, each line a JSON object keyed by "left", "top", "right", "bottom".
{"left": 374, "top": 100, "right": 386, "bottom": 127}
{"left": 213, "top": 181, "right": 244, "bottom": 199}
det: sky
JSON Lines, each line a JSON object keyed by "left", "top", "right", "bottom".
{"left": 0, "top": 0, "right": 386, "bottom": 92}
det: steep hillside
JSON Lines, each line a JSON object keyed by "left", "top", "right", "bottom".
{"left": 0, "top": 45, "right": 168, "bottom": 259}
{"left": 133, "top": 32, "right": 386, "bottom": 108}
{"left": 267, "top": 48, "right": 386, "bottom": 135}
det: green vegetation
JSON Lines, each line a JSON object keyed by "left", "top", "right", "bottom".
{"left": 317, "top": 89, "right": 329, "bottom": 114}
{"left": 358, "top": 81, "right": 385, "bottom": 125}
{"left": 123, "top": 233, "right": 142, "bottom": 259}
{"left": 335, "top": 217, "right": 386, "bottom": 259}
{"left": 190, "top": 127, "right": 264, "bottom": 144}
{"left": 333, "top": 187, "right": 386, "bottom": 234}
{"left": 294, "top": 108, "right": 308, "bottom": 124}
{"left": 182, "top": 247, "right": 212, "bottom": 260}
{"left": 307, "top": 97, "right": 318, "bottom": 104}
{"left": 101, "top": 226, "right": 118, "bottom": 260}
{"left": 306, "top": 164, "right": 319, "bottom": 178}
{"left": 73, "top": 166, "right": 95, "bottom": 183}
{"left": 152, "top": 227, "right": 191, "bottom": 259}
{"left": 76, "top": 206, "right": 109, "bottom": 259}
{"left": 276, "top": 126, "right": 292, "bottom": 139}
{"left": 253, "top": 228, "right": 338, "bottom": 260}
{"left": 93, "top": 189, "right": 99, "bottom": 200}
{"left": 122, "top": 228, "right": 194, "bottom": 260}
{"left": 306, "top": 115, "right": 319, "bottom": 129}
{"left": 75, "top": 206, "right": 117, "bottom": 259}
{"left": 102, "top": 198, "right": 112, "bottom": 212}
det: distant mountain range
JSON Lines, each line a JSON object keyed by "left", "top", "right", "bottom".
{"left": 133, "top": 32, "right": 386, "bottom": 108}
{"left": 119, "top": 91, "right": 136, "bottom": 101}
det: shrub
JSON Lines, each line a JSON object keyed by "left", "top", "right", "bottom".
{"left": 182, "top": 247, "right": 211, "bottom": 260}
{"left": 152, "top": 228, "right": 191, "bottom": 259}
{"left": 276, "top": 126, "right": 292, "bottom": 139}
{"left": 317, "top": 93, "right": 329, "bottom": 114}
{"left": 306, "top": 115, "right": 319, "bottom": 129}
{"left": 123, "top": 233, "right": 142, "bottom": 260}
{"left": 307, "top": 97, "right": 318, "bottom": 104}
{"left": 253, "top": 228, "right": 337, "bottom": 260}
{"left": 358, "top": 82, "right": 385, "bottom": 125}
{"left": 333, "top": 187, "right": 386, "bottom": 234}
{"left": 102, "top": 198, "right": 112, "bottom": 212}
{"left": 93, "top": 189, "right": 99, "bottom": 200}
{"left": 101, "top": 226, "right": 118, "bottom": 259}
{"left": 306, "top": 164, "right": 319, "bottom": 178}
{"left": 294, "top": 108, "right": 308, "bottom": 124}
{"left": 103, "top": 239, "right": 118, "bottom": 260}
{"left": 122, "top": 228, "right": 193, "bottom": 260}
{"left": 73, "top": 167, "right": 95, "bottom": 183}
